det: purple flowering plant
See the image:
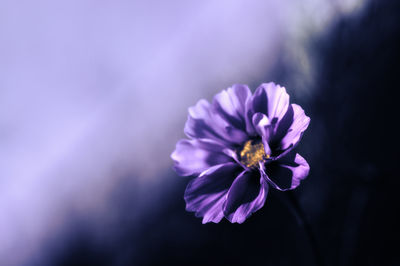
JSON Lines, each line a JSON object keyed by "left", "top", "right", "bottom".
{"left": 171, "top": 82, "right": 310, "bottom": 224}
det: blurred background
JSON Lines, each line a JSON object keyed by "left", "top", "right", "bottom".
{"left": 1, "top": 0, "right": 399, "bottom": 265}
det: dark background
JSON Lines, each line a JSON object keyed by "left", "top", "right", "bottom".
{"left": 47, "top": 1, "right": 400, "bottom": 265}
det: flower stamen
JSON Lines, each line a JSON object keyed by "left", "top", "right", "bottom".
{"left": 239, "top": 139, "right": 270, "bottom": 168}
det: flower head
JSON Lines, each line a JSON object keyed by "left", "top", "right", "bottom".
{"left": 171, "top": 83, "right": 310, "bottom": 223}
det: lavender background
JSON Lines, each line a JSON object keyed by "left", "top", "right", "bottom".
{"left": 1, "top": 0, "right": 399, "bottom": 265}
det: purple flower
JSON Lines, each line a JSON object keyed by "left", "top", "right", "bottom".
{"left": 171, "top": 83, "right": 310, "bottom": 224}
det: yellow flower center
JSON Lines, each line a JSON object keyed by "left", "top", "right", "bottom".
{"left": 239, "top": 139, "right": 270, "bottom": 168}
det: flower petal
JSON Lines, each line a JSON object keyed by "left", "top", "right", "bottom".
{"left": 223, "top": 171, "right": 269, "bottom": 224}
{"left": 184, "top": 99, "right": 223, "bottom": 140}
{"left": 252, "top": 82, "right": 289, "bottom": 121}
{"left": 212, "top": 84, "right": 251, "bottom": 131}
{"left": 262, "top": 151, "right": 309, "bottom": 191}
{"left": 269, "top": 104, "right": 294, "bottom": 146}
{"left": 184, "top": 162, "right": 241, "bottom": 223}
{"left": 171, "top": 139, "right": 233, "bottom": 176}
{"left": 278, "top": 104, "right": 310, "bottom": 150}
{"left": 252, "top": 112, "right": 272, "bottom": 140}
{"left": 245, "top": 82, "right": 290, "bottom": 136}
{"left": 252, "top": 112, "right": 272, "bottom": 155}
{"left": 184, "top": 99, "right": 247, "bottom": 145}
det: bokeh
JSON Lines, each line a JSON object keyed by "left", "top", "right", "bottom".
{"left": 1, "top": 0, "right": 399, "bottom": 265}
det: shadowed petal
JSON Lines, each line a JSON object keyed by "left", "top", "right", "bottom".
{"left": 223, "top": 171, "right": 269, "bottom": 224}
{"left": 262, "top": 151, "right": 309, "bottom": 191}
{"left": 252, "top": 112, "right": 272, "bottom": 140}
{"left": 253, "top": 82, "right": 289, "bottom": 121}
{"left": 252, "top": 112, "right": 272, "bottom": 155}
{"left": 184, "top": 163, "right": 241, "bottom": 224}
{"left": 279, "top": 104, "right": 310, "bottom": 150}
{"left": 245, "top": 82, "right": 290, "bottom": 136}
{"left": 184, "top": 99, "right": 224, "bottom": 141}
{"left": 171, "top": 139, "right": 233, "bottom": 176}
{"left": 184, "top": 99, "right": 247, "bottom": 146}
{"left": 212, "top": 84, "right": 251, "bottom": 131}
{"left": 225, "top": 125, "right": 248, "bottom": 145}
{"left": 245, "top": 102, "right": 257, "bottom": 136}
{"left": 270, "top": 104, "right": 294, "bottom": 146}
